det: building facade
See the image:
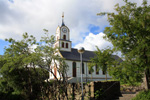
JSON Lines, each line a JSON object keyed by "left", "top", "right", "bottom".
{"left": 49, "top": 15, "right": 121, "bottom": 83}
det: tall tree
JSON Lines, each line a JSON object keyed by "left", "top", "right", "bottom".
{"left": 109, "top": 55, "right": 144, "bottom": 85}
{"left": 98, "top": 0, "right": 150, "bottom": 88}
{"left": 35, "top": 29, "right": 69, "bottom": 83}
{"left": 0, "top": 33, "right": 44, "bottom": 99}
{"left": 35, "top": 29, "right": 69, "bottom": 99}
{"left": 0, "top": 31, "right": 69, "bottom": 99}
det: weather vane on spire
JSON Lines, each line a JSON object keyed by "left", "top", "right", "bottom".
{"left": 62, "top": 12, "right": 65, "bottom": 26}
{"left": 62, "top": 12, "right": 64, "bottom": 18}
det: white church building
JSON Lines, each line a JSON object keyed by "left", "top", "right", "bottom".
{"left": 49, "top": 15, "right": 122, "bottom": 83}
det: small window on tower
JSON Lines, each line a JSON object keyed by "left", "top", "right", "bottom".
{"left": 66, "top": 43, "right": 68, "bottom": 48}
{"left": 62, "top": 42, "right": 64, "bottom": 48}
{"left": 63, "top": 35, "right": 66, "bottom": 40}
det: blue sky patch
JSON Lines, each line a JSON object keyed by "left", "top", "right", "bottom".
{"left": 0, "top": 39, "right": 9, "bottom": 55}
{"left": 88, "top": 24, "right": 101, "bottom": 34}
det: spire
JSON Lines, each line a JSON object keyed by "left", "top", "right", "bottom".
{"left": 62, "top": 12, "right": 65, "bottom": 26}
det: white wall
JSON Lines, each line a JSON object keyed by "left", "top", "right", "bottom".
{"left": 49, "top": 59, "right": 112, "bottom": 81}
{"left": 65, "top": 60, "right": 112, "bottom": 81}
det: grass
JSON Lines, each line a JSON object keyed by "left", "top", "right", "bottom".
{"left": 131, "top": 90, "right": 150, "bottom": 100}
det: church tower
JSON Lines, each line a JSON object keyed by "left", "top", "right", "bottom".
{"left": 54, "top": 13, "right": 72, "bottom": 52}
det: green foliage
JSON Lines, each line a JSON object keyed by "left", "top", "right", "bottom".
{"left": 132, "top": 90, "right": 150, "bottom": 100}
{"left": 0, "top": 68, "right": 48, "bottom": 100}
{"left": 98, "top": 0, "right": 150, "bottom": 86}
{"left": 109, "top": 62, "right": 143, "bottom": 85}
{"left": 94, "top": 47, "right": 114, "bottom": 71}
{"left": 89, "top": 46, "right": 115, "bottom": 80}
{"left": 88, "top": 62, "right": 95, "bottom": 74}
{"left": 98, "top": 0, "right": 150, "bottom": 68}
{"left": 109, "top": 54, "right": 144, "bottom": 85}
{"left": 0, "top": 30, "right": 69, "bottom": 99}
{"left": 94, "top": 88, "right": 103, "bottom": 99}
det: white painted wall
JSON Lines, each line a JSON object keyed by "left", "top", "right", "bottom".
{"left": 49, "top": 59, "right": 112, "bottom": 82}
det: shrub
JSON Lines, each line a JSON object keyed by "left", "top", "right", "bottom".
{"left": 132, "top": 90, "right": 150, "bottom": 100}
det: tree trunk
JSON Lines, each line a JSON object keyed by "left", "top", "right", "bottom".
{"left": 143, "top": 48, "right": 150, "bottom": 90}
{"left": 145, "top": 69, "right": 150, "bottom": 90}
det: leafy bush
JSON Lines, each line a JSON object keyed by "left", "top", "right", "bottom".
{"left": 132, "top": 90, "right": 150, "bottom": 100}
{"left": 109, "top": 62, "right": 143, "bottom": 86}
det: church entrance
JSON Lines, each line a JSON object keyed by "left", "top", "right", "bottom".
{"left": 73, "top": 62, "right": 76, "bottom": 77}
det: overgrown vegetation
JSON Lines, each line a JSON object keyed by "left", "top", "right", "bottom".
{"left": 94, "top": 88, "right": 103, "bottom": 99}
{"left": 132, "top": 90, "right": 150, "bottom": 100}
{"left": 88, "top": 47, "right": 115, "bottom": 81}
{"left": 97, "top": 0, "right": 150, "bottom": 87}
{"left": 0, "top": 30, "right": 69, "bottom": 100}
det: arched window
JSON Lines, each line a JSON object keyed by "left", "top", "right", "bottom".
{"left": 62, "top": 42, "right": 64, "bottom": 48}
{"left": 82, "top": 63, "right": 84, "bottom": 74}
{"left": 72, "top": 62, "right": 76, "bottom": 77}
{"left": 63, "top": 35, "right": 66, "bottom": 40}
{"left": 66, "top": 43, "right": 68, "bottom": 48}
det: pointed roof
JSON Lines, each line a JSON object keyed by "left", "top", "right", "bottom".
{"left": 61, "top": 12, "right": 65, "bottom": 26}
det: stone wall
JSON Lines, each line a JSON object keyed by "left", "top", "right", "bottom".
{"left": 48, "top": 81, "right": 121, "bottom": 100}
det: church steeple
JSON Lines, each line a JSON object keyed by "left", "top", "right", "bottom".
{"left": 54, "top": 13, "right": 72, "bottom": 52}
{"left": 62, "top": 12, "right": 65, "bottom": 26}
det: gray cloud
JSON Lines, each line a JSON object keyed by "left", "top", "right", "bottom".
{"left": 0, "top": 0, "right": 149, "bottom": 43}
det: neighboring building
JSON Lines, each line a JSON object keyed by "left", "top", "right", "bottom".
{"left": 49, "top": 14, "right": 122, "bottom": 83}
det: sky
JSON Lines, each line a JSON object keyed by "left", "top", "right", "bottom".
{"left": 0, "top": 0, "right": 149, "bottom": 56}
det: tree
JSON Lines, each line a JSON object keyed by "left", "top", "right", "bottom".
{"left": 34, "top": 29, "right": 69, "bottom": 99}
{"left": 109, "top": 55, "right": 144, "bottom": 85}
{"left": 0, "top": 31, "right": 69, "bottom": 99}
{"left": 98, "top": 0, "right": 150, "bottom": 88}
{"left": 0, "top": 33, "right": 45, "bottom": 99}
{"left": 89, "top": 47, "right": 115, "bottom": 80}
{"left": 35, "top": 29, "right": 69, "bottom": 83}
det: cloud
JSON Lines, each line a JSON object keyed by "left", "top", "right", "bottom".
{"left": 74, "top": 32, "right": 124, "bottom": 57}
{"left": 0, "top": 0, "right": 149, "bottom": 43}
{"left": 74, "top": 32, "right": 113, "bottom": 51}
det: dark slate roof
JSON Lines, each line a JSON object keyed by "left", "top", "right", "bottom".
{"left": 60, "top": 48, "right": 123, "bottom": 62}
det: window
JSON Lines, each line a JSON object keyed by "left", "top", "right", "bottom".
{"left": 66, "top": 43, "right": 68, "bottom": 48}
{"left": 102, "top": 67, "right": 107, "bottom": 75}
{"left": 96, "top": 64, "right": 99, "bottom": 74}
{"left": 72, "top": 62, "right": 76, "bottom": 77}
{"left": 63, "top": 35, "right": 66, "bottom": 40}
{"left": 89, "top": 70, "right": 91, "bottom": 74}
{"left": 102, "top": 68, "right": 106, "bottom": 75}
{"left": 102, "top": 70, "right": 106, "bottom": 75}
{"left": 62, "top": 42, "right": 64, "bottom": 48}
{"left": 82, "top": 63, "right": 84, "bottom": 74}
